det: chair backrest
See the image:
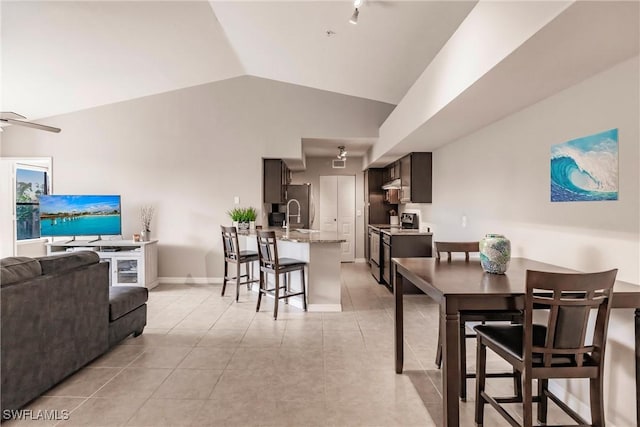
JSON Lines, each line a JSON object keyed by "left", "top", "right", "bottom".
{"left": 524, "top": 269, "right": 617, "bottom": 368}
{"left": 256, "top": 230, "right": 278, "bottom": 270}
{"left": 434, "top": 241, "right": 479, "bottom": 262}
{"left": 221, "top": 225, "right": 240, "bottom": 261}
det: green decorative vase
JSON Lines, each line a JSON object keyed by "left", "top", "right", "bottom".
{"left": 479, "top": 234, "right": 511, "bottom": 274}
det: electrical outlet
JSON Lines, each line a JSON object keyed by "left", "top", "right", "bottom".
{"left": 461, "top": 215, "right": 467, "bottom": 228}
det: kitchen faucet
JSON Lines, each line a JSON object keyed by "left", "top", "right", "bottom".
{"left": 284, "top": 198, "right": 301, "bottom": 229}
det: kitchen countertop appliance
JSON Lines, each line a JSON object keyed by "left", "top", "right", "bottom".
{"left": 400, "top": 213, "right": 419, "bottom": 229}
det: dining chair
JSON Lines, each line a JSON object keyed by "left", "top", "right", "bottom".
{"left": 220, "top": 225, "right": 259, "bottom": 302}
{"left": 255, "top": 230, "right": 307, "bottom": 319}
{"left": 474, "top": 268, "right": 617, "bottom": 427}
{"left": 434, "top": 241, "right": 523, "bottom": 400}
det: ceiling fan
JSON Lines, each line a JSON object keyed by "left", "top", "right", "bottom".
{"left": 0, "top": 112, "right": 61, "bottom": 133}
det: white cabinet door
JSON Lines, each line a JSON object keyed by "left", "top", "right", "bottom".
{"left": 112, "top": 257, "right": 143, "bottom": 286}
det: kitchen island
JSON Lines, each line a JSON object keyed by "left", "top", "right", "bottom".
{"left": 240, "top": 228, "right": 346, "bottom": 312}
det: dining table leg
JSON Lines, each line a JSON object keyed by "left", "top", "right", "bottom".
{"left": 636, "top": 308, "right": 640, "bottom": 427}
{"left": 394, "top": 269, "right": 404, "bottom": 374}
{"left": 442, "top": 301, "right": 461, "bottom": 427}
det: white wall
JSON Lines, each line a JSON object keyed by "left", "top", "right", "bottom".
{"left": 428, "top": 57, "right": 639, "bottom": 425}
{"left": 291, "top": 156, "right": 365, "bottom": 260}
{"left": 0, "top": 76, "right": 393, "bottom": 280}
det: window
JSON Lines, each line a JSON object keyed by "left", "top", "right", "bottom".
{"left": 16, "top": 167, "right": 48, "bottom": 240}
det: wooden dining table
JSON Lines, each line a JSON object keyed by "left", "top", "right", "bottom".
{"left": 393, "top": 257, "right": 640, "bottom": 427}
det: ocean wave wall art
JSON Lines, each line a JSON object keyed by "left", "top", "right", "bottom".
{"left": 551, "top": 129, "right": 618, "bottom": 202}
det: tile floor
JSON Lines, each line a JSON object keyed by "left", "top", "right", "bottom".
{"left": 7, "top": 263, "right": 574, "bottom": 426}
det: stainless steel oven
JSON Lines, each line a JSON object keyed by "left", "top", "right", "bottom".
{"left": 369, "top": 228, "right": 381, "bottom": 282}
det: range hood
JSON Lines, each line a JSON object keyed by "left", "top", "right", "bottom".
{"left": 382, "top": 179, "right": 401, "bottom": 190}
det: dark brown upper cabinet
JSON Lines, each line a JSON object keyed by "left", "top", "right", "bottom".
{"left": 383, "top": 161, "right": 400, "bottom": 183}
{"left": 399, "top": 152, "right": 432, "bottom": 204}
{"left": 263, "top": 159, "right": 291, "bottom": 204}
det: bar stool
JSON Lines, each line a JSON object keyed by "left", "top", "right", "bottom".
{"left": 220, "top": 225, "right": 259, "bottom": 302}
{"left": 255, "top": 230, "right": 307, "bottom": 319}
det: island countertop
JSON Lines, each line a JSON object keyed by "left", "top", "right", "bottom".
{"left": 238, "top": 227, "right": 346, "bottom": 244}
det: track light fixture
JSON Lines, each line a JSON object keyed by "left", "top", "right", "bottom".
{"left": 349, "top": 0, "right": 362, "bottom": 24}
{"left": 349, "top": 8, "right": 359, "bottom": 25}
{"left": 337, "top": 146, "right": 348, "bottom": 160}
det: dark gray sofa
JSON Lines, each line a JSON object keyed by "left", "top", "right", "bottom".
{"left": 1, "top": 252, "right": 148, "bottom": 416}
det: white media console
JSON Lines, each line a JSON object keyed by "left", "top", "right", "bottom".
{"left": 45, "top": 239, "right": 158, "bottom": 289}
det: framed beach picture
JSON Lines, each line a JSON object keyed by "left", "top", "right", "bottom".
{"left": 550, "top": 129, "right": 619, "bottom": 202}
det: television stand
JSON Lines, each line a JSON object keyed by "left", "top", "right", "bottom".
{"left": 45, "top": 239, "right": 158, "bottom": 289}
{"left": 87, "top": 236, "right": 104, "bottom": 243}
{"left": 64, "top": 237, "right": 77, "bottom": 243}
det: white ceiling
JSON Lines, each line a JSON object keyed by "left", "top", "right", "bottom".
{"left": 210, "top": 1, "right": 476, "bottom": 105}
{"left": 1, "top": 0, "right": 475, "bottom": 121}
{"left": 302, "top": 137, "right": 377, "bottom": 158}
{"left": 2, "top": 1, "right": 638, "bottom": 163}
{"left": 383, "top": 0, "right": 640, "bottom": 161}
{"left": 1, "top": 1, "right": 245, "bottom": 120}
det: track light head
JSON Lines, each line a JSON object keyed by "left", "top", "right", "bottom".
{"left": 349, "top": 8, "right": 359, "bottom": 25}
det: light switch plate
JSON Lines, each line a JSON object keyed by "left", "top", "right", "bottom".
{"left": 234, "top": 196, "right": 240, "bottom": 204}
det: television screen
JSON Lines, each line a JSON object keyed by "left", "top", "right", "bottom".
{"left": 39, "top": 195, "right": 122, "bottom": 237}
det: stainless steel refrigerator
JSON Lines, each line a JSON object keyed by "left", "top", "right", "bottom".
{"left": 285, "top": 183, "right": 314, "bottom": 229}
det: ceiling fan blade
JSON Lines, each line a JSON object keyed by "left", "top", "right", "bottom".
{"left": 0, "top": 112, "right": 27, "bottom": 120}
{"left": 2, "top": 118, "right": 61, "bottom": 133}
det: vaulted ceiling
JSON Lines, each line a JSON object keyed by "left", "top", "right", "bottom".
{"left": 1, "top": 1, "right": 475, "bottom": 119}
{"left": 2, "top": 1, "right": 638, "bottom": 164}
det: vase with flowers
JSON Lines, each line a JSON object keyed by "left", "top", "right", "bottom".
{"left": 140, "top": 206, "right": 154, "bottom": 241}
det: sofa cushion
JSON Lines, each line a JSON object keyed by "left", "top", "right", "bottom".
{"left": 38, "top": 252, "right": 100, "bottom": 276}
{"left": 109, "top": 286, "right": 148, "bottom": 321}
{"left": 0, "top": 257, "right": 42, "bottom": 286}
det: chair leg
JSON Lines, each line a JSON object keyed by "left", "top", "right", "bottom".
{"left": 537, "top": 379, "right": 548, "bottom": 424}
{"left": 435, "top": 318, "right": 443, "bottom": 368}
{"left": 273, "top": 272, "right": 280, "bottom": 320}
{"left": 514, "top": 367, "right": 523, "bottom": 400}
{"left": 589, "top": 375, "right": 605, "bottom": 427}
{"left": 511, "top": 316, "right": 523, "bottom": 399}
{"left": 459, "top": 321, "right": 467, "bottom": 401}
{"left": 256, "top": 270, "right": 264, "bottom": 312}
{"left": 284, "top": 272, "right": 289, "bottom": 304}
{"left": 301, "top": 266, "right": 307, "bottom": 311}
{"left": 248, "top": 262, "right": 253, "bottom": 290}
{"left": 475, "top": 337, "right": 487, "bottom": 426}
{"left": 522, "top": 370, "right": 533, "bottom": 427}
{"left": 221, "top": 261, "right": 228, "bottom": 297}
{"left": 235, "top": 261, "right": 241, "bottom": 302}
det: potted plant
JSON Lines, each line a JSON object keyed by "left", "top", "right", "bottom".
{"left": 245, "top": 207, "right": 257, "bottom": 230}
{"left": 227, "top": 207, "right": 257, "bottom": 230}
{"left": 227, "top": 207, "right": 244, "bottom": 229}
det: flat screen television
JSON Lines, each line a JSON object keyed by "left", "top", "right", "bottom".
{"left": 39, "top": 195, "right": 122, "bottom": 237}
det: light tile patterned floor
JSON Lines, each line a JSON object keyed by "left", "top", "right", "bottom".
{"left": 7, "top": 263, "right": 575, "bottom": 426}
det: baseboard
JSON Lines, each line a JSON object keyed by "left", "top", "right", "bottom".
{"left": 157, "top": 277, "right": 223, "bottom": 285}
{"left": 308, "top": 303, "right": 342, "bottom": 312}
{"left": 354, "top": 258, "right": 367, "bottom": 263}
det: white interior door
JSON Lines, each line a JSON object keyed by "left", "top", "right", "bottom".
{"left": 320, "top": 175, "right": 355, "bottom": 262}
{"left": 319, "top": 176, "right": 338, "bottom": 232}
